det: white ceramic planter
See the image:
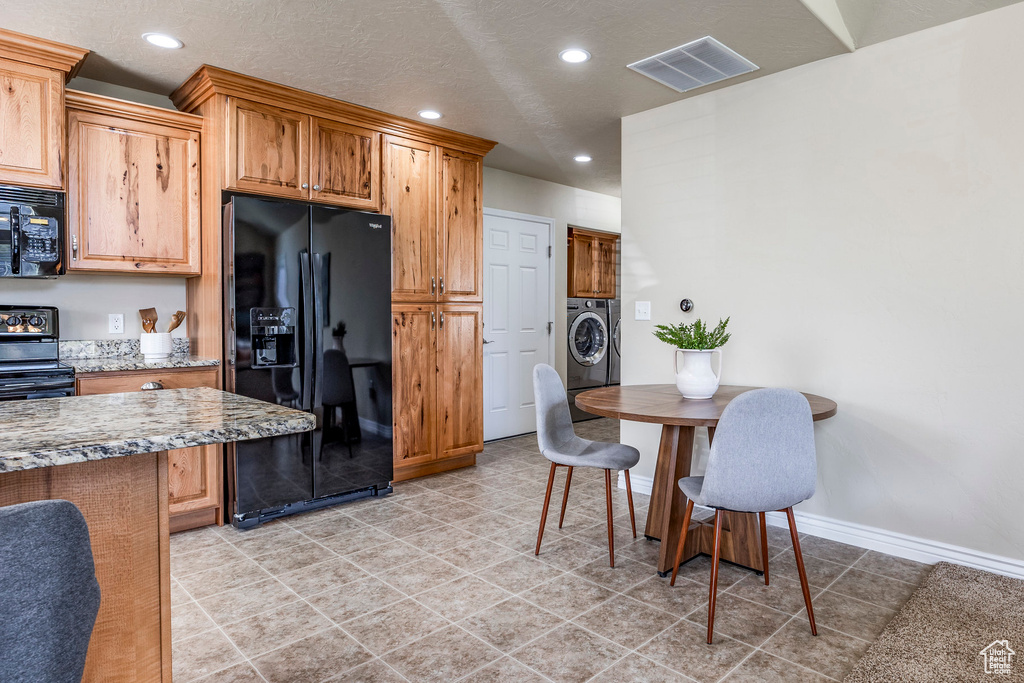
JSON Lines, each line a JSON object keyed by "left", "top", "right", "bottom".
{"left": 140, "top": 333, "right": 172, "bottom": 361}
{"left": 674, "top": 348, "right": 722, "bottom": 399}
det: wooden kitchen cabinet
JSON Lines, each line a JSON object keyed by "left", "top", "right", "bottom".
{"left": 227, "top": 97, "right": 309, "bottom": 199}
{"left": 385, "top": 135, "right": 437, "bottom": 301}
{"left": 226, "top": 99, "right": 382, "bottom": 210}
{"left": 66, "top": 91, "right": 202, "bottom": 275}
{"left": 391, "top": 305, "right": 437, "bottom": 468}
{"left": 171, "top": 66, "right": 495, "bottom": 482}
{"left": 0, "top": 59, "right": 63, "bottom": 189}
{"left": 439, "top": 149, "right": 483, "bottom": 302}
{"left": 568, "top": 227, "right": 618, "bottom": 299}
{"left": 391, "top": 303, "right": 482, "bottom": 480}
{"left": 0, "top": 30, "right": 87, "bottom": 190}
{"left": 436, "top": 305, "right": 483, "bottom": 459}
{"left": 312, "top": 117, "right": 380, "bottom": 210}
{"left": 75, "top": 366, "right": 223, "bottom": 532}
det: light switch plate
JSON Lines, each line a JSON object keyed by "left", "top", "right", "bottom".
{"left": 109, "top": 313, "right": 124, "bottom": 334}
{"left": 635, "top": 301, "right": 651, "bottom": 321}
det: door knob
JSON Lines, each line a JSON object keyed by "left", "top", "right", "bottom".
{"left": 313, "top": 184, "right": 321, "bottom": 191}
{"left": 141, "top": 381, "right": 164, "bottom": 391}
{"left": 483, "top": 339, "right": 494, "bottom": 344}
{"left": 301, "top": 183, "right": 309, "bottom": 190}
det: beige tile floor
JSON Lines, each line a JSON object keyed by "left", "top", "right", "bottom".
{"left": 170, "top": 419, "right": 932, "bottom": 683}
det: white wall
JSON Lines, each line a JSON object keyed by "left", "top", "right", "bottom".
{"left": 621, "top": 4, "right": 1024, "bottom": 561}
{"left": 2, "top": 79, "right": 187, "bottom": 341}
{"left": 3, "top": 274, "right": 187, "bottom": 338}
{"left": 482, "top": 167, "right": 621, "bottom": 377}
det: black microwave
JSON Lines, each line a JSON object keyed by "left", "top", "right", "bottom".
{"left": 0, "top": 185, "right": 65, "bottom": 278}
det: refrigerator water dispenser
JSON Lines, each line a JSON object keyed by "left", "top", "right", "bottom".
{"left": 250, "top": 307, "right": 297, "bottom": 368}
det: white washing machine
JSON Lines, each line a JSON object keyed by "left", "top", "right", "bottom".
{"left": 566, "top": 298, "right": 609, "bottom": 422}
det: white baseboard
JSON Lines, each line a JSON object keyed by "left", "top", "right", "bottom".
{"left": 619, "top": 471, "right": 655, "bottom": 496}
{"left": 618, "top": 472, "right": 1024, "bottom": 579}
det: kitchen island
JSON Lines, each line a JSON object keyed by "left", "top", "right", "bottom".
{"left": 0, "top": 387, "right": 315, "bottom": 682}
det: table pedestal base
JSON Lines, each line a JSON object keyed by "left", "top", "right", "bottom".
{"left": 645, "top": 425, "right": 764, "bottom": 576}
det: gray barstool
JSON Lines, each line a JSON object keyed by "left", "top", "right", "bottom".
{"left": 0, "top": 500, "right": 101, "bottom": 682}
{"left": 533, "top": 364, "right": 640, "bottom": 567}
{"left": 669, "top": 387, "right": 818, "bottom": 643}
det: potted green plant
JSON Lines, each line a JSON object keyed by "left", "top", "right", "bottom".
{"left": 653, "top": 317, "right": 731, "bottom": 398}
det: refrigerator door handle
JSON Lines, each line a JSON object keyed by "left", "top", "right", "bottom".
{"left": 311, "top": 251, "right": 326, "bottom": 464}
{"left": 300, "top": 251, "right": 314, "bottom": 411}
{"left": 312, "top": 252, "right": 325, "bottom": 409}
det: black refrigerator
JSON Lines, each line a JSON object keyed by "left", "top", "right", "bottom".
{"left": 224, "top": 195, "right": 393, "bottom": 528}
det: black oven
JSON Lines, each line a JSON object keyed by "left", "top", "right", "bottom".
{"left": 0, "top": 306, "right": 75, "bottom": 400}
{"left": 0, "top": 185, "right": 65, "bottom": 278}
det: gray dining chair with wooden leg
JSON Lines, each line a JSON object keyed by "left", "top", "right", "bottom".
{"left": 668, "top": 388, "right": 819, "bottom": 644}
{"left": 532, "top": 364, "right": 640, "bottom": 567}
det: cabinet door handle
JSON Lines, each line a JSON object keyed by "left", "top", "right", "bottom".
{"left": 431, "top": 312, "right": 436, "bottom": 330}
{"left": 439, "top": 277, "right": 445, "bottom": 294}
{"left": 71, "top": 235, "right": 78, "bottom": 260}
{"left": 141, "top": 381, "right": 164, "bottom": 391}
{"left": 301, "top": 183, "right": 309, "bottom": 190}
{"left": 313, "top": 184, "right": 321, "bottom": 191}
{"left": 439, "top": 312, "right": 445, "bottom": 329}
{"left": 431, "top": 276, "right": 436, "bottom": 294}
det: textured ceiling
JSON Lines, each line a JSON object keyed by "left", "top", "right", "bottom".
{"left": 2, "top": 1, "right": 1020, "bottom": 196}
{"left": 835, "top": 0, "right": 1023, "bottom": 47}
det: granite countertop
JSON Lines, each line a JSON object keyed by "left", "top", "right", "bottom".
{"left": 66, "top": 355, "right": 220, "bottom": 373}
{"left": 0, "top": 387, "right": 314, "bottom": 473}
{"left": 58, "top": 339, "right": 219, "bottom": 373}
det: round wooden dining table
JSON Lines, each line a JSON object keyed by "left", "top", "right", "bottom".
{"left": 575, "top": 385, "right": 837, "bottom": 577}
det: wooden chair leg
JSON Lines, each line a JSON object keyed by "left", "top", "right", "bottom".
{"left": 624, "top": 469, "right": 637, "bottom": 538}
{"left": 604, "top": 468, "right": 615, "bottom": 567}
{"left": 759, "top": 511, "right": 770, "bottom": 586}
{"left": 535, "top": 463, "right": 557, "bottom": 556}
{"left": 785, "top": 507, "right": 817, "bottom": 636}
{"left": 669, "top": 499, "right": 694, "bottom": 586}
{"left": 707, "top": 509, "right": 724, "bottom": 644}
{"left": 558, "top": 466, "right": 574, "bottom": 528}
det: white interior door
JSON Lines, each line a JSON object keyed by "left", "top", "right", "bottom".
{"left": 483, "top": 209, "right": 554, "bottom": 440}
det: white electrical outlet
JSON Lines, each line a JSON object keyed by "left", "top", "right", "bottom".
{"left": 109, "top": 313, "right": 124, "bottom": 334}
{"left": 635, "top": 301, "right": 651, "bottom": 321}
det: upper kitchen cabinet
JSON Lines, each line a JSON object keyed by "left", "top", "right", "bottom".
{"left": 312, "top": 118, "right": 380, "bottom": 210}
{"left": 0, "top": 29, "right": 88, "bottom": 190}
{"left": 568, "top": 227, "right": 618, "bottom": 299}
{"left": 439, "top": 149, "right": 483, "bottom": 302}
{"left": 384, "top": 135, "right": 436, "bottom": 301}
{"left": 227, "top": 98, "right": 309, "bottom": 199}
{"left": 225, "top": 101, "right": 382, "bottom": 209}
{"left": 66, "top": 91, "right": 202, "bottom": 275}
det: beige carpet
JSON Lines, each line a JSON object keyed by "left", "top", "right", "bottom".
{"left": 844, "top": 562, "right": 1024, "bottom": 682}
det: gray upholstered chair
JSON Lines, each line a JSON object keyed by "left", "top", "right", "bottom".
{"left": 669, "top": 387, "right": 818, "bottom": 643}
{"left": 0, "top": 500, "right": 101, "bottom": 682}
{"left": 533, "top": 363, "right": 640, "bottom": 567}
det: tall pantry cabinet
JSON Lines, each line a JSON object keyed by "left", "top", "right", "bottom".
{"left": 171, "top": 67, "right": 494, "bottom": 482}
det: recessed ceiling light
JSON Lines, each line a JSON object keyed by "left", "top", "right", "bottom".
{"left": 574, "top": 155, "right": 592, "bottom": 163}
{"left": 143, "top": 33, "right": 183, "bottom": 49}
{"left": 418, "top": 110, "right": 442, "bottom": 120}
{"left": 559, "top": 48, "right": 591, "bottom": 64}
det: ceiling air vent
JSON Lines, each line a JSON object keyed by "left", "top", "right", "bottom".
{"left": 628, "top": 37, "right": 758, "bottom": 93}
